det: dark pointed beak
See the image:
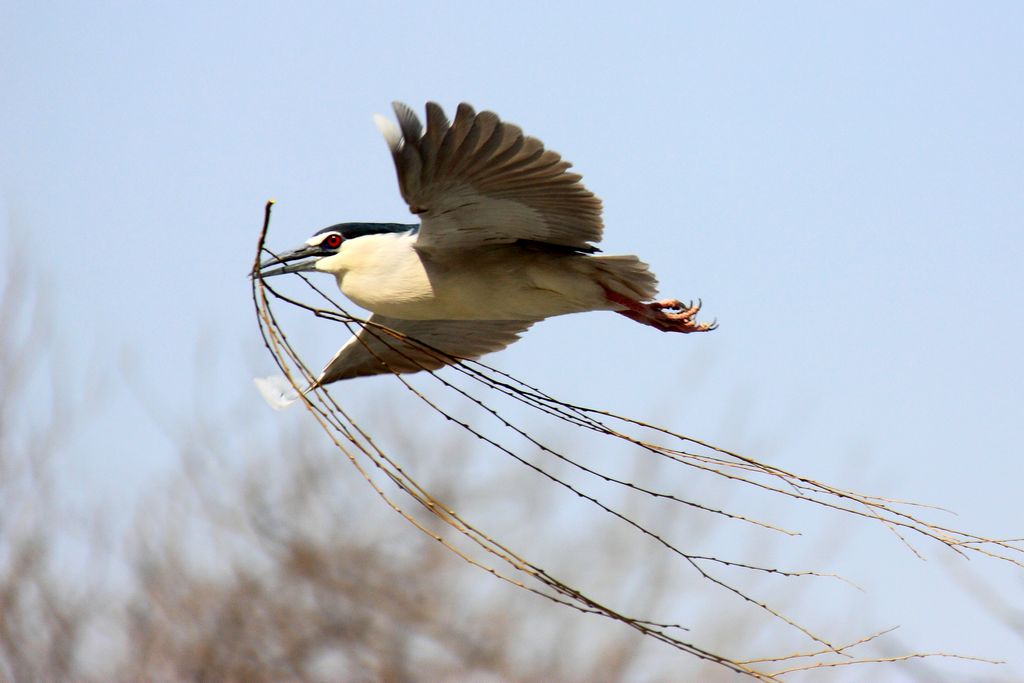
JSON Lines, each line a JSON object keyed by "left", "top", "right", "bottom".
{"left": 255, "top": 245, "right": 322, "bottom": 278}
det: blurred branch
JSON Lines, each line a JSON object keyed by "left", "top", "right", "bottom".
{"left": 0, "top": 233, "right": 94, "bottom": 682}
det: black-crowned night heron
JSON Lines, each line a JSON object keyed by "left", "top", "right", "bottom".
{"left": 256, "top": 101, "right": 714, "bottom": 402}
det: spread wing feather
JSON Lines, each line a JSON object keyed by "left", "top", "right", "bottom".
{"left": 375, "top": 101, "right": 603, "bottom": 252}
{"left": 317, "top": 315, "right": 533, "bottom": 384}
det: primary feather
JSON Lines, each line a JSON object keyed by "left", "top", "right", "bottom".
{"left": 380, "top": 101, "right": 604, "bottom": 252}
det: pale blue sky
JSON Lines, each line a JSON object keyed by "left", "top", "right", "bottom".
{"left": 3, "top": 2, "right": 1023, "bottom": 678}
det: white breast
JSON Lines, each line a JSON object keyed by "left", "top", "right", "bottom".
{"left": 315, "top": 232, "right": 433, "bottom": 316}
{"left": 316, "top": 234, "right": 608, "bottom": 321}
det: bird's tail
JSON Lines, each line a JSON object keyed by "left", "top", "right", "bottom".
{"left": 590, "top": 255, "right": 659, "bottom": 303}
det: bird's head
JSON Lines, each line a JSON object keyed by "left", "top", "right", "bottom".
{"left": 257, "top": 222, "right": 417, "bottom": 279}
{"left": 256, "top": 225, "right": 350, "bottom": 279}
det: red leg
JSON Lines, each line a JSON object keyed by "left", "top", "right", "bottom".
{"left": 604, "top": 289, "right": 717, "bottom": 334}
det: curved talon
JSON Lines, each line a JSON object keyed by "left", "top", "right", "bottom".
{"left": 654, "top": 299, "right": 684, "bottom": 311}
{"left": 605, "top": 287, "right": 717, "bottom": 334}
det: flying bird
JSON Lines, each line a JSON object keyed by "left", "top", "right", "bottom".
{"left": 256, "top": 101, "right": 714, "bottom": 400}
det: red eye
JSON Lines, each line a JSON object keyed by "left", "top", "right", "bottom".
{"left": 323, "top": 234, "right": 342, "bottom": 249}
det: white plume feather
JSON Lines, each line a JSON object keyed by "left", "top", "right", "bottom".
{"left": 373, "top": 113, "right": 402, "bottom": 151}
{"left": 253, "top": 375, "right": 300, "bottom": 410}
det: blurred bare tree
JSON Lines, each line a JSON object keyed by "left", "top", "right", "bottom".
{"left": 0, "top": 240, "right": 737, "bottom": 681}
{"left": 2, "top": 231, "right": 1018, "bottom": 681}
{"left": 0, "top": 237, "right": 96, "bottom": 681}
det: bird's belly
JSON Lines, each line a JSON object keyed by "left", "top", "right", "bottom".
{"left": 338, "top": 265, "right": 442, "bottom": 319}
{"left": 339, "top": 250, "right": 607, "bottom": 321}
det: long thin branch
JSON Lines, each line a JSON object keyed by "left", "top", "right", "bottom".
{"left": 251, "top": 200, "right": 1010, "bottom": 680}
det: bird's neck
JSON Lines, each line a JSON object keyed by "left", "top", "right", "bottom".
{"left": 315, "top": 230, "right": 418, "bottom": 278}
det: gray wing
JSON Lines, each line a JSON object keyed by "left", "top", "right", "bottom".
{"left": 374, "top": 101, "right": 603, "bottom": 252}
{"left": 316, "top": 314, "right": 534, "bottom": 384}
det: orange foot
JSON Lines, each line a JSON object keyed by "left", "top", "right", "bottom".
{"left": 605, "top": 290, "right": 717, "bottom": 334}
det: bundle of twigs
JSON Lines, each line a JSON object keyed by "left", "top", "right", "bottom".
{"left": 252, "top": 201, "right": 1013, "bottom": 680}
